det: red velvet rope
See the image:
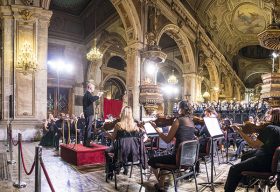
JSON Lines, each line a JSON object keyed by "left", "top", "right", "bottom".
{"left": 19, "top": 142, "right": 35, "bottom": 175}
{"left": 40, "top": 158, "right": 55, "bottom": 192}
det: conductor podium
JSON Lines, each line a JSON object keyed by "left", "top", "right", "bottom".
{"left": 60, "top": 143, "right": 108, "bottom": 166}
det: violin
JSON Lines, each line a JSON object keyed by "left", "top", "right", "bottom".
{"left": 102, "top": 119, "right": 120, "bottom": 131}
{"left": 232, "top": 121, "right": 270, "bottom": 134}
{"left": 152, "top": 116, "right": 177, "bottom": 127}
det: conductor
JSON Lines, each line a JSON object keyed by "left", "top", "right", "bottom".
{"left": 83, "top": 83, "right": 103, "bottom": 147}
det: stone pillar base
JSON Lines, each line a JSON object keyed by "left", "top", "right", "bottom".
{"left": 0, "top": 120, "right": 42, "bottom": 141}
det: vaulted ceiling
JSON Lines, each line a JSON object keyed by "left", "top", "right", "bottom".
{"left": 49, "top": 0, "right": 278, "bottom": 88}
{"left": 181, "top": 0, "right": 276, "bottom": 88}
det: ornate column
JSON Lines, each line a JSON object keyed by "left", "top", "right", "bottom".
{"left": 196, "top": 75, "right": 204, "bottom": 102}
{"left": 0, "top": 2, "right": 52, "bottom": 140}
{"left": 124, "top": 42, "right": 142, "bottom": 119}
{"left": 182, "top": 73, "right": 197, "bottom": 102}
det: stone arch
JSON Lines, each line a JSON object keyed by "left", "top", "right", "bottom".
{"left": 204, "top": 58, "right": 219, "bottom": 87}
{"left": 157, "top": 24, "right": 196, "bottom": 73}
{"left": 111, "top": 0, "right": 142, "bottom": 42}
{"left": 204, "top": 58, "right": 220, "bottom": 101}
{"left": 101, "top": 75, "right": 126, "bottom": 91}
{"left": 102, "top": 76, "right": 126, "bottom": 100}
{"left": 224, "top": 76, "right": 233, "bottom": 99}
{"left": 99, "top": 31, "right": 127, "bottom": 54}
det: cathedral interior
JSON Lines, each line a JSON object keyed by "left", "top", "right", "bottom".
{"left": 1, "top": 0, "right": 280, "bottom": 192}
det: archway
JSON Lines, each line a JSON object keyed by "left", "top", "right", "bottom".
{"left": 204, "top": 58, "right": 220, "bottom": 101}
{"left": 157, "top": 24, "right": 196, "bottom": 73}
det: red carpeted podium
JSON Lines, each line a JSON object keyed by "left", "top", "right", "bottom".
{"left": 60, "top": 143, "right": 109, "bottom": 166}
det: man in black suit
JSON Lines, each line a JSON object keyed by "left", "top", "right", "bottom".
{"left": 83, "top": 83, "right": 103, "bottom": 147}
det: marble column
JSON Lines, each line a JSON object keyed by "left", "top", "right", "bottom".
{"left": 124, "top": 42, "right": 142, "bottom": 119}
{"left": 182, "top": 73, "right": 197, "bottom": 102}
{"left": 0, "top": 4, "right": 52, "bottom": 140}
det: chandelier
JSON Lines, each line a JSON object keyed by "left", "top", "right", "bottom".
{"left": 167, "top": 70, "right": 178, "bottom": 84}
{"left": 86, "top": 38, "right": 103, "bottom": 62}
{"left": 17, "top": 41, "right": 37, "bottom": 75}
{"left": 258, "top": 1, "right": 280, "bottom": 50}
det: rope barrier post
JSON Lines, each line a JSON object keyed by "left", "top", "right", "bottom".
{"left": 13, "top": 133, "right": 26, "bottom": 188}
{"left": 5, "top": 123, "right": 9, "bottom": 147}
{"left": 35, "top": 146, "right": 42, "bottom": 192}
{"left": 7, "top": 123, "right": 16, "bottom": 164}
{"left": 6, "top": 123, "right": 10, "bottom": 150}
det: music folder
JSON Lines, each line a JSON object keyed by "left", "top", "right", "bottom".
{"left": 203, "top": 117, "right": 224, "bottom": 138}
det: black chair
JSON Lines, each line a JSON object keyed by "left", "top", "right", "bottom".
{"left": 105, "top": 136, "right": 145, "bottom": 189}
{"left": 241, "top": 146, "right": 280, "bottom": 192}
{"left": 155, "top": 140, "right": 200, "bottom": 192}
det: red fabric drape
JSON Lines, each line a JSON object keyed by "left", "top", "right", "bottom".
{"left": 103, "top": 98, "right": 123, "bottom": 119}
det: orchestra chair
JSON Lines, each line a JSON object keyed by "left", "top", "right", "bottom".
{"left": 105, "top": 136, "right": 145, "bottom": 190}
{"left": 154, "top": 140, "right": 200, "bottom": 192}
{"left": 241, "top": 146, "right": 280, "bottom": 192}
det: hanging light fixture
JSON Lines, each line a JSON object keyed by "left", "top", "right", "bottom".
{"left": 167, "top": 50, "right": 178, "bottom": 84}
{"left": 86, "top": 38, "right": 103, "bottom": 62}
{"left": 167, "top": 70, "right": 178, "bottom": 84}
{"left": 86, "top": 2, "right": 103, "bottom": 62}
{"left": 17, "top": 41, "right": 37, "bottom": 75}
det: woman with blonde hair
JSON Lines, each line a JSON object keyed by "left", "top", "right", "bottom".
{"left": 105, "top": 106, "right": 146, "bottom": 179}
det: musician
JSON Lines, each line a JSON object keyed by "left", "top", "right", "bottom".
{"left": 104, "top": 106, "right": 145, "bottom": 178}
{"left": 54, "top": 113, "right": 68, "bottom": 150}
{"left": 83, "top": 83, "right": 103, "bottom": 147}
{"left": 77, "top": 113, "right": 86, "bottom": 143}
{"left": 148, "top": 100, "right": 197, "bottom": 191}
{"left": 39, "top": 113, "right": 56, "bottom": 147}
{"left": 224, "top": 108, "right": 280, "bottom": 192}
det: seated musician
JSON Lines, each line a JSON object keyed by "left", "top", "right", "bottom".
{"left": 224, "top": 108, "right": 280, "bottom": 192}
{"left": 77, "top": 113, "right": 86, "bottom": 143}
{"left": 39, "top": 113, "right": 56, "bottom": 147}
{"left": 198, "top": 107, "right": 219, "bottom": 154}
{"left": 54, "top": 113, "right": 69, "bottom": 149}
{"left": 230, "top": 116, "right": 255, "bottom": 161}
{"left": 148, "top": 100, "right": 197, "bottom": 192}
{"left": 104, "top": 106, "right": 146, "bottom": 179}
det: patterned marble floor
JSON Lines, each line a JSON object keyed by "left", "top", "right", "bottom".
{"left": 0, "top": 141, "right": 278, "bottom": 192}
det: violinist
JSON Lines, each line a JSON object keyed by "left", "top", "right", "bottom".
{"left": 148, "top": 100, "right": 197, "bottom": 192}
{"left": 224, "top": 108, "right": 280, "bottom": 192}
{"left": 39, "top": 113, "right": 56, "bottom": 147}
{"left": 104, "top": 106, "right": 147, "bottom": 179}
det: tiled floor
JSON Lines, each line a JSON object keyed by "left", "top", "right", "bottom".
{"left": 0, "top": 141, "right": 278, "bottom": 192}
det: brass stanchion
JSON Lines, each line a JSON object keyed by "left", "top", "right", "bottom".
{"left": 67, "top": 120, "right": 70, "bottom": 144}
{"left": 35, "top": 146, "right": 42, "bottom": 192}
{"left": 62, "top": 121, "right": 65, "bottom": 144}
{"left": 13, "top": 133, "right": 26, "bottom": 188}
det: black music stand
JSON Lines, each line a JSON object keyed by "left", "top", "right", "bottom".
{"left": 199, "top": 117, "right": 224, "bottom": 191}
{"left": 222, "top": 119, "right": 234, "bottom": 165}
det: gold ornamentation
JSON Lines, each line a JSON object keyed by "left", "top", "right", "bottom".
{"left": 17, "top": 41, "right": 37, "bottom": 75}
{"left": 21, "top": 0, "right": 34, "bottom": 6}
{"left": 19, "top": 9, "right": 33, "bottom": 25}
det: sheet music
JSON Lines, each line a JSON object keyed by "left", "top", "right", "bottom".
{"left": 144, "top": 122, "right": 162, "bottom": 134}
{"left": 203, "top": 117, "right": 224, "bottom": 137}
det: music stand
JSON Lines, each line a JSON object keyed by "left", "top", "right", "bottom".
{"left": 223, "top": 119, "right": 234, "bottom": 165}
{"left": 199, "top": 117, "right": 224, "bottom": 191}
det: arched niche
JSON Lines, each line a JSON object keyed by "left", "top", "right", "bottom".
{"left": 102, "top": 76, "right": 126, "bottom": 100}
{"left": 107, "top": 56, "right": 127, "bottom": 71}
{"left": 157, "top": 24, "right": 196, "bottom": 73}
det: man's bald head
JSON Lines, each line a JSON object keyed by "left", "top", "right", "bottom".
{"left": 87, "top": 83, "right": 95, "bottom": 93}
